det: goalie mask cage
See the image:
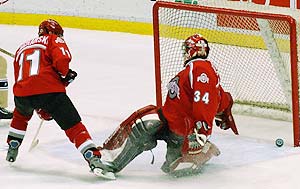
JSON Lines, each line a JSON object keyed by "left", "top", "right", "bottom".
{"left": 153, "top": 1, "right": 300, "bottom": 146}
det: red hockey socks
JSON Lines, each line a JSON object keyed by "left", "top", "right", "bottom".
{"left": 7, "top": 109, "right": 32, "bottom": 144}
{"left": 64, "top": 122, "right": 99, "bottom": 155}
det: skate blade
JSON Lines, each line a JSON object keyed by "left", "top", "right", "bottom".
{"left": 93, "top": 168, "right": 116, "bottom": 180}
{"left": 0, "top": 145, "right": 8, "bottom": 151}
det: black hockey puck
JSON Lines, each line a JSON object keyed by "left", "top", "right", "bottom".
{"left": 275, "top": 138, "right": 284, "bottom": 147}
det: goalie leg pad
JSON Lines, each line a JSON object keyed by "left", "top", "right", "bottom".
{"left": 102, "top": 105, "right": 158, "bottom": 150}
{"left": 100, "top": 105, "right": 162, "bottom": 173}
{"left": 102, "top": 119, "right": 162, "bottom": 173}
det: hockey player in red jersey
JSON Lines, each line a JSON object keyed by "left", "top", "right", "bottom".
{"left": 99, "top": 34, "right": 238, "bottom": 177}
{"left": 5, "top": 19, "right": 115, "bottom": 180}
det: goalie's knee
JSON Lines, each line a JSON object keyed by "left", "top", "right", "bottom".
{"left": 130, "top": 115, "right": 161, "bottom": 148}
{"left": 103, "top": 105, "right": 162, "bottom": 150}
{"left": 102, "top": 119, "right": 161, "bottom": 173}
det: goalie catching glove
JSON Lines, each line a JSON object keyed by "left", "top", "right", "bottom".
{"left": 215, "top": 92, "right": 238, "bottom": 135}
{"left": 60, "top": 69, "right": 77, "bottom": 86}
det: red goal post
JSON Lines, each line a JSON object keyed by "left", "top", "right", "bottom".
{"left": 152, "top": 1, "right": 300, "bottom": 146}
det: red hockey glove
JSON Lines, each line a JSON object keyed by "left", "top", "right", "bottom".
{"left": 36, "top": 109, "right": 53, "bottom": 121}
{"left": 60, "top": 69, "right": 77, "bottom": 86}
{"left": 215, "top": 92, "right": 238, "bottom": 135}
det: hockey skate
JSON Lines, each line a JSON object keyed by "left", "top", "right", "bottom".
{"left": 83, "top": 149, "right": 116, "bottom": 180}
{"left": 6, "top": 140, "right": 21, "bottom": 163}
{"left": 0, "top": 107, "right": 13, "bottom": 119}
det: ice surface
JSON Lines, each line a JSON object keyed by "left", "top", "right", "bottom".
{"left": 0, "top": 25, "right": 299, "bottom": 189}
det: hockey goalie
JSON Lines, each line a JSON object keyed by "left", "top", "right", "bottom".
{"left": 99, "top": 34, "right": 238, "bottom": 177}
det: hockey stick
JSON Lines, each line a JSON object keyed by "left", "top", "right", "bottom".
{"left": 28, "top": 119, "right": 44, "bottom": 152}
{"left": 0, "top": 1, "right": 9, "bottom": 5}
{"left": 0, "top": 47, "right": 14, "bottom": 58}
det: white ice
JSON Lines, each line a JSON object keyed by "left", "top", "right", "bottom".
{"left": 0, "top": 25, "right": 300, "bottom": 189}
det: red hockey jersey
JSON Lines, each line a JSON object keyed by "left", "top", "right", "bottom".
{"left": 161, "top": 58, "right": 230, "bottom": 139}
{"left": 13, "top": 34, "right": 72, "bottom": 96}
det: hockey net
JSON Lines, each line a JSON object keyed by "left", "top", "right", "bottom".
{"left": 153, "top": 0, "right": 300, "bottom": 146}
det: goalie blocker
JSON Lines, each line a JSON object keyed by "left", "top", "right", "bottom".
{"left": 99, "top": 105, "right": 225, "bottom": 176}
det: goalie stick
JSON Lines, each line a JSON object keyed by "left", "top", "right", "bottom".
{"left": 0, "top": 47, "right": 14, "bottom": 58}
{"left": 28, "top": 119, "right": 44, "bottom": 152}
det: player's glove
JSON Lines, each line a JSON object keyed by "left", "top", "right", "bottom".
{"left": 61, "top": 69, "right": 77, "bottom": 86}
{"left": 36, "top": 109, "right": 53, "bottom": 121}
{"left": 215, "top": 92, "right": 238, "bottom": 135}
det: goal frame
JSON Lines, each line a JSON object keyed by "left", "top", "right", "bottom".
{"left": 152, "top": 1, "right": 300, "bottom": 146}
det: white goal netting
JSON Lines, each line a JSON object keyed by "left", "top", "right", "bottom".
{"left": 153, "top": 0, "right": 300, "bottom": 146}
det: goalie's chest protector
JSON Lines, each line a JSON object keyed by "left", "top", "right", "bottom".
{"left": 162, "top": 59, "right": 221, "bottom": 137}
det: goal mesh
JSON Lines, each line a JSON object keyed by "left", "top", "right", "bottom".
{"left": 153, "top": 1, "right": 300, "bottom": 146}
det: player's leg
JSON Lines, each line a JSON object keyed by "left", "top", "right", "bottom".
{"left": 100, "top": 105, "right": 163, "bottom": 173}
{"left": 40, "top": 92, "right": 115, "bottom": 179}
{"left": 6, "top": 96, "right": 34, "bottom": 162}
